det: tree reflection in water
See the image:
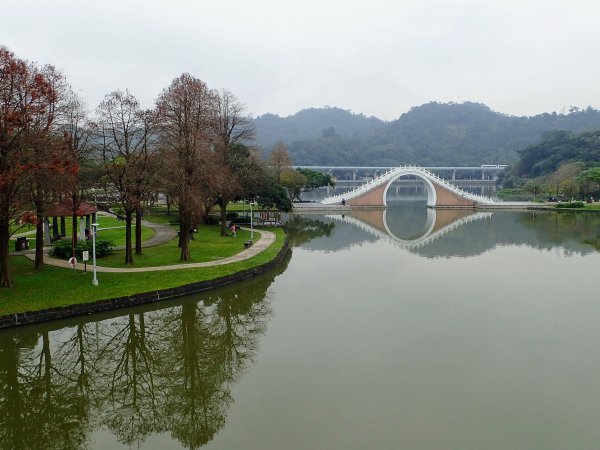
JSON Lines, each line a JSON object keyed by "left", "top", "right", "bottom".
{"left": 286, "top": 215, "right": 335, "bottom": 248}
{"left": 0, "top": 267, "right": 280, "bottom": 449}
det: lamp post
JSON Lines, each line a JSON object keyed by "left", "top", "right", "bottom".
{"left": 250, "top": 200, "right": 254, "bottom": 240}
{"left": 91, "top": 222, "right": 99, "bottom": 286}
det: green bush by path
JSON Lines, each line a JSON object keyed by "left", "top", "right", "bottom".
{"left": 50, "top": 239, "right": 115, "bottom": 259}
{"left": 0, "top": 228, "right": 286, "bottom": 316}
{"left": 556, "top": 201, "right": 586, "bottom": 209}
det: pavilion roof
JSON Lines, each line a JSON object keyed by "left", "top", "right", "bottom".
{"left": 45, "top": 200, "right": 98, "bottom": 217}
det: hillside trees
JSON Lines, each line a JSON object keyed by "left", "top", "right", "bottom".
{"left": 580, "top": 167, "right": 600, "bottom": 194}
{"left": 257, "top": 102, "right": 600, "bottom": 167}
{"left": 501, "top": 129, "right": 600, "bottom": 198}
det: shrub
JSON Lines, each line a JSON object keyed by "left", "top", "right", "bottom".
{"left": 50, "top": 239, "right": 114, "bottom": 259}
{"left": 203, "top": 215, "right": 220, "bottom": 225}
{"left": 555, "top": 201, "right": 585, "bottom": 209}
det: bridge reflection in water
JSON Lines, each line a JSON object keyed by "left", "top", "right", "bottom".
{"left": 326, "top": 205, "right": 492, "bottom": 249}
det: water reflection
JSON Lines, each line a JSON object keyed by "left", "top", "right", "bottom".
{"left": 0, "top": 267, "right": 283, "bottom": 449}
{"left": 294, "top": 204, "right": 600, "bottom": 257}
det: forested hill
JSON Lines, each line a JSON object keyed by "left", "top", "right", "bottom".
{"left": 254, "top": 103, "right": 600, "bottom": 166}
{"left": 253, "top": 107, "right": 387, "bottom": 152}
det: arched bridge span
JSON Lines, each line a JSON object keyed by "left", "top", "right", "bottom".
{"left": 321, "top": 166, "right": 495, "bottom": 208}
{"left": 325, "top": 209, "right": 493, "bottom": 250}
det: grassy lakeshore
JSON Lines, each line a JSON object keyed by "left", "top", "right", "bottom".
{"left": 99, "top": 224, "right": 251, "bottom": 268}
{"left": 1, "top": 227, "right": 286, "bottom": 316}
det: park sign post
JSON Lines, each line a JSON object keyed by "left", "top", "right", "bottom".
{"left": 82, "top": 251, "right": 89, "bottom": 274}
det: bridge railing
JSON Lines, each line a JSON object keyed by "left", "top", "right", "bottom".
{"left": 321, "top": 165, "right": 494, "bottom": 205}
{"left": 325, "top": 211, "right": 493, "bottom": 249}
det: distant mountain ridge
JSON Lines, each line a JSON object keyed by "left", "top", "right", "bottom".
{"left": 253, "top": 107, "right": 387, "bottom": 153}
{"left": 253, "top": 102, "right": 600, "bottom": 166}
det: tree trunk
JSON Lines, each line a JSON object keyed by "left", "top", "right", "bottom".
{"left": 35, "top": 219, "right": 44, "bottom": 270}
{"left": 0, "top": 217, "right": 11, "bottom": 287}
{"left": 52, "top": 216, "right": 59, "bottom": 240}
{"left": 178, "top": 221, "right": 184, "bottom": 248}
{"left": 135, "top": 208, "right": 143, "bottom": 255}
{"left": 220, "top": 197, "right": 229, "bottom": 237}
{"left": 71, "top": 212, "right": 78, "bottom": 257}
{"left": 166, "top": 195, "right": 171, "bottom": 215}
{"left": 180, "top": 214, "right": 191, "bottom": 261}
{"left": 180, "top": 232, "right": 190, "bottom": 260}
{"left": 125, "top": 212, "right": 134, "bottom": 265}
{"left": 60, "top": 216, "right": 66, "bottom": 237}
{"left": 34, "top": 201, "right": 44, "bottom": 270}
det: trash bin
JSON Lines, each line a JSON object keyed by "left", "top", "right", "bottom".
{"left": 15, "top": 237, "right": 29, "bottom": 251}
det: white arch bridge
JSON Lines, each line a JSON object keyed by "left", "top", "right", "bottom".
{"left": 321, "top": 165, "right": 495, "bottom": 208}
{"left": 325, "top": 209, "right": 493, "bottom": 250}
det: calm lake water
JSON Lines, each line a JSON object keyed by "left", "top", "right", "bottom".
{"left": 2, "top": 203, "right": 600, "bottom": 449}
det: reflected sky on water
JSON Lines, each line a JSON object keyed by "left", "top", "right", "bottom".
{"left": 2, "top": 204, "right": 600, "bottom": 449}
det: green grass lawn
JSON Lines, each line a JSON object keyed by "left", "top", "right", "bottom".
{"left": 554, "top": 203, "right": 600, "bottom": 211}
{"left": 144, "top": 208, "right": 179, "bottom": 225}
{"left": 95, "top": 225, "right": 155, "bottom": 248}
{"left": 10, "top": 215, "right": 155, "bottom": 251}
{"left": 98, "top": 224, "right": 252, "bottom": 268}
{"left": 0, "top": 228, "right": 286, "bottom": 315}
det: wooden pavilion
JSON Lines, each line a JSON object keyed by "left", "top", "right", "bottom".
{"left": 44, "top": 200, "right": 98, "bottom": 244}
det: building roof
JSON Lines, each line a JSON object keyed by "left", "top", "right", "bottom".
{"left": 45, "top": 200, "right": 98, "bottom": 217}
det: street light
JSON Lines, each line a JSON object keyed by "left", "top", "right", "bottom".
{"left": 250, "top": 200, "right": 254, "bottom": 240}
{"left": 91, "top": 222, "right": 99, "bottom": 286}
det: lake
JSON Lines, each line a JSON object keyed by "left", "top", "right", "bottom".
{"left": 2, "top": 203, "right": 600, "bottom": 449}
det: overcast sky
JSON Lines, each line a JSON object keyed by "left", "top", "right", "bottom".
{"left": 2, "top": 0, "right": 600, "bottom": 120}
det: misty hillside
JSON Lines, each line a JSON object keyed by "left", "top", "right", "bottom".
{"left": 253, "top": 107, "right": 387, "bottom": 152}
{"left": 254, "top": 102, "right": 600, "bottom": 166}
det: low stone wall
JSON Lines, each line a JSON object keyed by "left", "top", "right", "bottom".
{"left": 0, "top": 239, "right": 290, "bottom": 329}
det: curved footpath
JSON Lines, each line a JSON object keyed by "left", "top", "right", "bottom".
{"left": 2, "top": 221, "right": 286, "bottom": 329}
{"left": 22, "top": 221, "right": 275, "bottom": 272}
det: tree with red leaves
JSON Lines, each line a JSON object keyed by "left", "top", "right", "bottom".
{"left": 0, "top": 47, "right": 74, "bottom": 286}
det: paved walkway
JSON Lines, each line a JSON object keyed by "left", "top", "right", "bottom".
{"left": 23, "top": 226, "right": 276, "bottom": 273}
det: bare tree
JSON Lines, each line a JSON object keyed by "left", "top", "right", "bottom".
{"left": 211, "top": 89, "right": 256, "bottom": 236}
{"left": 155, "top": 74, "right": 217, "bottom": 260}
{"left": 59, "top": 89, "right": 94, "bottom": 257}
{"left": 96, "top": 90, "right": 151, "bottom": 265}
{"left": 269, "top": 141, "right": 292, "bottom": 182}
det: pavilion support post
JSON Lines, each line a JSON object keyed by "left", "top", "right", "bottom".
{"left": 52, "top": 217, "right": 59, "bottom": 240}
{"left": 79, "top": 217, "right": 85, "bottom": 241}
{"left": 43, "top": 218, "right": 51, "bottom": 246}
{"left": 60, "top": 216, "right": 66, "bottom": 237}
